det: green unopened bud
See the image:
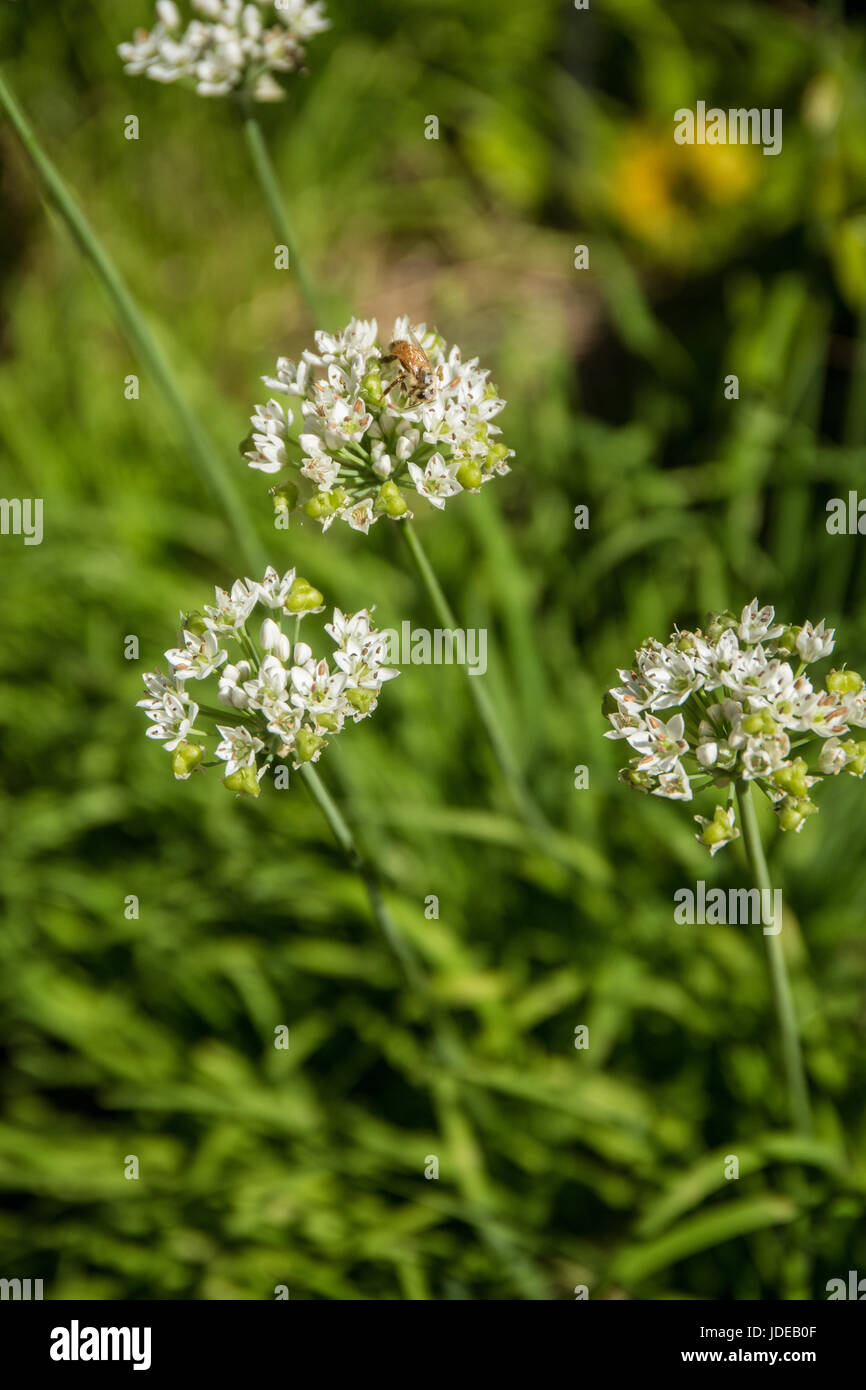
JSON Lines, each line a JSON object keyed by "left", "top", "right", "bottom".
{"left": 827, "top": 667, "right": 863, "bottom": 694}
{"left": 304, "top": 488, "right": 347, "bottom": 521}
{"left": 295, "top": 728, "right": 326, "bottom": 763}
{"left": 456, "top": 460, "right": 483, "bottom": 490}
{"left": 778, "top": 794, "right": 817, "bottom": 833}
{"left": 376, "top": 480, "right": 408, "bottom": 517}
{"left": 224, "top": 765, "right": 261, "bottom": 798}
{"left": 848, "top": 741, "right": 866, "bottom": 778}
{"left": 487, "top": 442, "right": 509, "bottom": 467}
{"left": 346, "top": 687, "right": 376, "bottom": 714}
{"left": 362, "top": 369, "right": 384, "bottom": 404}
{"left": 700, "top": 820, "right": 730, "bottom": 849}
{"left": 773, "top": 757, "right": 810, "bottom": 798}
{"left": 741, "top": 714, "right": 762, "bottom": 735}
{"left": 742, "top": 710, "right": 775, "bottom": 736}
{"left": 706, "top": 610, "right": 737, "bottom": 642}
{"left": 316, "top": 712, "right": 339, "bottom": 732}
{"left": 171, "top": 741, "right": 205, "bottom": 779}
{"left": 271, "top": 481, "right": 299, "bottom": 514}
{"left": 620, "top": 767, "right": 653, "bottom": 793}
{"left": 287, "top": 576, "right": 324, "bottom": 613}
{"left": 695, "top": 804, "right": 739, "bottom": 852}
{"left": 776, "top": 625, "right": 800, "bottom": 655}
{"left": 304, "top": 492, "right": 335, "bottom": 519}
{"left": 181, "top": 611, "right": 208, "bottom": 637}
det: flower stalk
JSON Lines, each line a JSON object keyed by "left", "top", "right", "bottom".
{"left": 736, "top": 782, "right": 812, "bottom": 1136}
{"left": 239, "top": 105, "right": 323, "bottom": 325}
{"left": 299, "top": 761, "right": 425, "bottom": 993}
{"left": 0, "top": 66, "right": 265, "bottom": 575}
{"left": 402, "top": 520, "right": 548, "bottom": 832}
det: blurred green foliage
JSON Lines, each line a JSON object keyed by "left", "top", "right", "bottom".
{"left": 0, "top": 0, "right": 865, "bottom": 1299}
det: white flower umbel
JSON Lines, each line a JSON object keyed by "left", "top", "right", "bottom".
{"left": 604, "top": 598, "right": 866, "bottom": 853}
{"left": 119, "top": 0, "right": 329, "bottom": 102}
{"left": 138, "top": 565, "right": 397, "bottom": 794}
{"left": 242, "top": 316, "right": 514, "bottom": 532}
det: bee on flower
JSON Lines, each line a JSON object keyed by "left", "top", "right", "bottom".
{"left": 604, "top": 599, "right": 866, "bottom": 854}
{"left": 119, "top": 0, "right": 330, "bottom": 102}
{"left": 241, "top": 316, "right": 514, "bottom": 533}
{"left": 138, "top": 566, "right": 397, "bottom": 796}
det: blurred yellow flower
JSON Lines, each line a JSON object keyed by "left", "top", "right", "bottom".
{"left": 608, "top": 127, "right": 759, "bottom": 255}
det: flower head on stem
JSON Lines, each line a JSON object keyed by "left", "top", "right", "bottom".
{"left": 604, "top": 598, "right": 866, "bottom": 851}
{"left": 138, "top": 565, "right": 397, "bottom": 794}
{"left": 119, "top": 0, "right": 330, "bottom": 102}
{"left": 242, "top": 316, "right": 514, "bottom": 533}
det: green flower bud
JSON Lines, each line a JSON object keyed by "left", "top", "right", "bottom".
{"left": 376, "top": 480, "right": 408, "bottom": 517}
{"left": 294, "top": 728, "right": 326, "bottom": 763}
{"left": 827, "top": 668, "right": 863, "bottom": 694}
{"left": 620, "top": 767, "right": 653, "bottom": 792}
{"left": 695, "top": 804, "right": 739, "bottom": 852}
{"left": 699, "top": 820, "right": 729, "bottom": 848}
{"left": 271, "top": 481, "right": 299, "bottom": 514}
{"left": 456, "top": 460, "right": 483, "bottom": 490}
{"left": 741, "top": 714, "right": 761, "bottom": 735}
{"left": 346, "top": 687, "right": 376, "bottom": 714}
{"left": 224, "top": 765, "right": 261, "bottom": 798}
{"left": 742, "top": 711, "right": 775, "bottom": 736}
{"left": 362, "top": 369, "right": 384, "bottom": 405}
{"left": 848, "top": 742, "right": 866, "bottom": 777}
{"left": 773, "top": 757, "right": 810, "bottom": 799}
{"left": 777, "top": 794, "right": 817, "bottom": 833}
{"left": 316, "top": 712, "right": 339, "bottom": 732}
{"left": 171, "top": 741, "right": 205, "bottom": 779}
{"left": 303, "top": 492, "right": 335, "bottom": 519}
{"left": 776, "top": 625, "right": 800, "bottom": 655}
{"left": 706, "top": 610, "right": 737, "bottom": 642}
{"left": 287, "top": 576, "right": 324, "bottom": 613}
{"left": 181, "top": 611, "right": 208, "bottom": 637}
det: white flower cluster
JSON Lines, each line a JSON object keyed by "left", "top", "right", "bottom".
{"left": 243, "top": 316, "right": 513, "bottom": 533}
{"left": 119, "top": 0, "right": 329, "bottom": 102}
{"left": 138, "top": 566, "right": 397, "bottom": 795}
{"left": 604, "top": 599, "right": 866, "bottom": 853}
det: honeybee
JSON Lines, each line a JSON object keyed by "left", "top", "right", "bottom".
{"left": 381, "top": 328, "right": 439, "bottom": 405}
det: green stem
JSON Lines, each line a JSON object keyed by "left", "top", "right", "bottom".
{"left": 240, "top": 107, "right": 322, "bottom": 326}
{"left": 0, "top": 67, "right": 264, "bottom": 576}
{"left": 402, "top": 520, "right": 548, "bottom": 833}
{"left": 736, "top": 783, "right": 812, "bottom": 1135}
{"left": 299, "top": 762, "right": 425, "bottom": 994}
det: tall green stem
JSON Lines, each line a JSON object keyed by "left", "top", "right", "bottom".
{"left": 0, "top": 68, "right": 264, "bottom": 575}
{"left": 240, "top": 108, "right": 323, "bottom": 326}
{"left": 402, "top": 521, "right": 548, "bottom": 833}
{"left": 736, "top": 783, "right": 812, "bottom": 1135}
{"left": 299, "top": 762, "right": 424, "bottom": 994}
